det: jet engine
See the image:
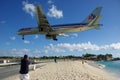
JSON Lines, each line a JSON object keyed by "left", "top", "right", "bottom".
{"left": 46, "top": 34, "right": 53, "bottom": 39}
{"left": 45, "top": 34, "right": 58, "bottom": 41}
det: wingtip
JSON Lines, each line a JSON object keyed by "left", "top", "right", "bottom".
{"left": 35, "top": 4, "right": 42, "bottom": 8}
{"left": 96, "top": 6, "right": 103, "bottom": 9}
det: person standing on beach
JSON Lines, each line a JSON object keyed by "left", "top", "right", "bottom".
{"left": 54, "top": 56, "right": 57, "bottom": 63}
{"left": 82, "top": 60, "right": 84, "bottom": 64}
{"left": 19, "top": 55, "right": 30, "bottom": 80}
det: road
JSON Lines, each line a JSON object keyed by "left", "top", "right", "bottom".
{"left": 0, "top": 65, "right": 20, "bottom": 80}
{"left": 0, "top": 63, "right": 47, "bottom": 80}
{"left": 0, "top": 59, "right": 59, "bottom": 80}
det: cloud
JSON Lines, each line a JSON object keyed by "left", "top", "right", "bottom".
{"left": 100, "top": 43, "right": 120, "bottom": 50}
{"left": 6, "top": 42, "right": 10, "bottom": 46}
{"left": 0, "top": 48, "right": 41, "bottom": 56}
{"left": 10, "top": 48, "right": 30, "bottom": 56}
{"left": 71, "top": 33, "right": 78, "bottom": 37}
{"left": 24, "top": 40, "right": 30, "bottom": 44}
{"left": 45, "top": 44, "right": 65, "bottom": 53}
{"left": 68, "top": 33, "right": 78, "bottom": 38}
{"left": 10, "top": 36, "right": 16, "bottom": 40}
{"left": 110, "top": 43, "right": 120, "bottom": 50}
{"left": 22, "top": 1, "right": 35, "bottom": 17}
{"left": 34, "top": 35, "right": 39, "bottom": 39}
{"left": 1, "top": 42, "right": 120, "bottom": 57}
{"left": 48, "top": 0, "right": 53, "bottom": 4}
{"left": 44, "top": 42, "right": 120, "bottom": 53}
{"left": 20, "top": 48, "right": 30, "bottom": 53}
{"left": 47, "top": 5, "right": 63, "bottom": 19}
{"left": 12, "top": 48, "right": 17, "bottom": 52}
{"left": 60, "top": 33, "right": 78, "bottom": 38}
{"left": 33, "top": 49, "right": 41, "bottom": 54}
{"left": 114, "top": 52, "right": 120, "bottom": 57}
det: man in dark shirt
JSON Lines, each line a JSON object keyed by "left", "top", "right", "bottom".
{"left": 19, "top": 55, "right": 30, "bottom": 80}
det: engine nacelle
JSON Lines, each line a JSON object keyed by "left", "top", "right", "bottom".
{"left": 45, "top": 34, "right": 53, "bottom": 39}
{"left": 45, "top": 34, "right": 58, "bottom": 41}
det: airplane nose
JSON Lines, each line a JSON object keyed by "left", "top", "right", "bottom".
{"left": 17, "top": 31, "right": 21, "bottom": 35}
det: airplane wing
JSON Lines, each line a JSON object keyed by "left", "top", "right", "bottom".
{"left": 36, "top": 5, "right": 54, "bottom": 32}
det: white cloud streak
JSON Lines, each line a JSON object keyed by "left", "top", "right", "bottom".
{"left": 24, "top": 40, "right": 30, "bottom": 44}
{"left": 47, "top": 5, "right": 63, "bottom": 19}
{"left": 22, "top": 1, "right": 35, "bottom": 17}
{"left": 6, "top": 42, "right": 10, "bottom": 46}
{"left": 44, "top": 42, "right": 120, "bottom": 53}
{"left": 48, "top": 0, "right": 53, "bottom": 4}
{"left": 67, "top": 33, "right": 78, "bottom": 38}
{"left": 34, "top": 35, "right": 39, "bottom": 39}
{"left": 33, "top": 49, "right": 41, "bottom": 54}
{"left": 71, "top": 33, "right": 78, "bottom": 37}
{"left": 11, "top": 48, "right": 30, "bottom": 55}
{"left": 10, "top": 36, "right": 16, "bottom": 40}
{"left": 0, "top": 48, "right": 41, "bottom": 56}
{"left": 1, "top": 42, "right": 120, "bottom": 57}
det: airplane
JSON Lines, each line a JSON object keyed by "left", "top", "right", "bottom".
{"left": 17, "top": 5, "right": 103, "bottom": 41}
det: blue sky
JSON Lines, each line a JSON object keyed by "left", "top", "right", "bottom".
{"left": 0, "top": 0, "right": 120, "bottom": 57}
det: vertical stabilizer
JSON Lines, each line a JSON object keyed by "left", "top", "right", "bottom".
{"left": 82, "top": 7, "right": 102, "bottom": 25}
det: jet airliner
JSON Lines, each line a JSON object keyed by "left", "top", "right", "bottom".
{"left": 17, "top": 5, "right": 102, "bottom": 41}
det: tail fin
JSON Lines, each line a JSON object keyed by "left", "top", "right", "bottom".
{"left": 92, "top": 16, "right": 103, "bottom": 29}
{"left": 82, "top": 7, "right": 102, "bottom": 26}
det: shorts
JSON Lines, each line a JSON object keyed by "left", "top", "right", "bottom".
{"left": 19, "top": 73, "right": 29, "bottom": 80}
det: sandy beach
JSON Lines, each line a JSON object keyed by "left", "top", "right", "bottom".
{"left": 3, "top": 60, "right": 117, "bottom": 80}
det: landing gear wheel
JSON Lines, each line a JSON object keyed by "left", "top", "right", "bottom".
{"left": 53, "top": 38, "right": 58, "bottom": 41}
{"left": 53, "top": 35, "right": 58, "bottom": 41}
{"left": 22, "top": 35, "right": 24, "bottom": 40}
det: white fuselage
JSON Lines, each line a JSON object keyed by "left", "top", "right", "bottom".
{"left": 17, "top": 23, "right": 93, "bottom": 36}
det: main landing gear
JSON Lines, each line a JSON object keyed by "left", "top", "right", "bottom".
{"left": 22, "top": 35, "right": 24, "bottom": 40}
{"left": 53, "top": 35, "right": 58, "bottom": 41}
{"left": 53, "top": 38, "right": 58, "bottom": 41}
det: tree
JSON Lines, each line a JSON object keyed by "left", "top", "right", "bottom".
{"left": 97, "top": 54, "right": 105, "bottom": 61}
{"left": 97, "top": 54, "right": 113, "bottom": 61}
{"left": 83, "top": 53, "right": 96, "bottom": 59}
{"left": 105, "top": 54, "right": 112, "bottom": 60}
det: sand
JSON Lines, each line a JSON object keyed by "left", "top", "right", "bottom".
{"left": 3, "top": 60, "right": 117, "bottom": 80}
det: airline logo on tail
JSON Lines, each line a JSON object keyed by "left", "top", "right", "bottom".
{"left": 88, "top": 14, "right": 96, "bottom": 20}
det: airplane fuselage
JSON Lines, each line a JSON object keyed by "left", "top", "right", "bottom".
{"left": 17, "top": 23, "right": 93, "bottom": 36}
